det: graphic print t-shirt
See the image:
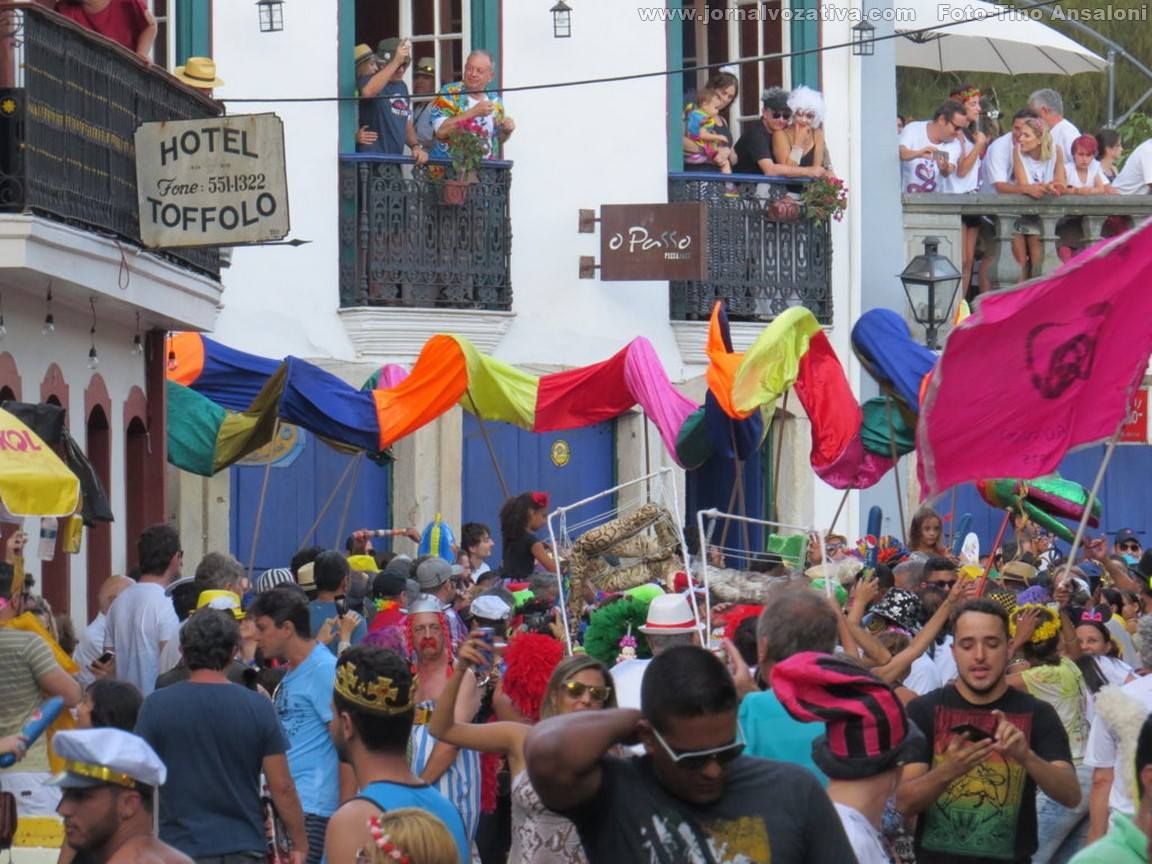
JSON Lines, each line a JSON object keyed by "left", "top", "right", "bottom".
{"left": 899, "top": 121, "right": 960, "bottom": 193}
{"left": 563, "top": 754, "right": 853, "bottom": 864}
{"left": 906, "top": 685, "right": 1071, "bottom": 863}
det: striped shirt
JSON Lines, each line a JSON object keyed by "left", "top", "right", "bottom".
{"left": 0, "top": 628, "right": 61, "bottom": 773}
{"left": 408, "top": 699, "right": 481, "bottom": 842}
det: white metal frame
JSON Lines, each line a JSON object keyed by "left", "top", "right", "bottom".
{"left": 695, "top": 508, "right": 826, "bottom": 640}
{"left": 546, "top": 467, "right": 692, "bottom": 655}
{"left": 399, "top": 0, "right": 470, "bottom": 91}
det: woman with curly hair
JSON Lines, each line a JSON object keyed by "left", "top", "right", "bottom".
{"left": 430, "top": 637, "right": 615, "bottom": 864}
{"left": 499, "top": 492, "right": 558, "bottom": 582}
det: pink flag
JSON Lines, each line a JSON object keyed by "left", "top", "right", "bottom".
{"left": 917, "top": 220, "right": 1152, "bottom": 500}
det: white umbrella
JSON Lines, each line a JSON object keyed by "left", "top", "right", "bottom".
{"left": 895, "top": 0, "right": 1106, "bottom": 75}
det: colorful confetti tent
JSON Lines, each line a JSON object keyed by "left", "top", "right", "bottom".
{"left": 165, "top": 305, "right": 935, "bottom": 487}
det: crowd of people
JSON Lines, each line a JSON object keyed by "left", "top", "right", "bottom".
{"left": 4, "top": 493, "right": 1152, "bottom": 864}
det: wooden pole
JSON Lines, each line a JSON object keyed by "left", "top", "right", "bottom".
{"left": 246, "top": 419, "right": 280, "bottom": 581}
{"left": 771, "top": 393, "right": 789, "bottom": 523}
{"left": 885, "top": 397, "right": 907, "bottom": 545}
{"left": 299, "top": 456, "right": 358, "bottom": 547}
{"left": 466, "top": 389, "right": 510, "bottom": 500}
{"left": 975, "top": 509, "right": 1012, "bottom": 597}
{"left": 334, "top": 454, "right": 364, "bottom": 549}
{"left": 828, "top": 488, "right": 851, "bottom": 536}
{"left": 1061, "top": 422, "right": 1125, "bottom": 584}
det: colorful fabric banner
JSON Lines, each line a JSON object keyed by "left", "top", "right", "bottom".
{"left": 918, "top": 220, "right": 1152, "bottom": 499}
{"left": 0, "top": 408, "right": 80, "bottom": 517}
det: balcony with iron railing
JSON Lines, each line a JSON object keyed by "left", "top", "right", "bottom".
{"left": 668, "top": 172, "right": 833, "bottom": 326}
{"left": 338, "top": 153, "right": 512, "bottom": 311}
{"left": 0, "top": 3, "right": 222, "bottom": 278}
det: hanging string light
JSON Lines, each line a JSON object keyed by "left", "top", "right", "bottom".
{"left": 41, "top": 282, "right": 54, "bottom": 335}
{"left": 87, "top": 298, "right": 100, "bottom": 370}
{"left": 132, "top": 311, "right": 144, "bottom": 356}
{"left": 167, "top": 331, "right": 178, "bottom": 372}
{"left": 0, "top": 289, "right": 6, "bottom": 341}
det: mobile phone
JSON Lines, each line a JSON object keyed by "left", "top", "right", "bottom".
{"left": 334, "top": 595, "right": 348, "bottom": 618}
{"left": 949, "top": 723, "right": 993, "bottom": 742}
{"left": 96, "top": 650, "right": 114, "bottom": 665}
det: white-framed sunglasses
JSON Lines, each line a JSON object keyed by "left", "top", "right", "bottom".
{"left": 649, "top": 724, "right": 746, "bottom": 771}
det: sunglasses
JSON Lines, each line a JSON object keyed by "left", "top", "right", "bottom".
{"left": 929, "top": 580, "right": 956, "bottom": 590}
{"left": 1120, "top": 542, "right": 1141, "bottom": 552}
{"left": 770, "top": 110, "right": 792, "bottom": 120}
{"left": 650, "top": 725, "right": 745, "bottom": 772}
{"left": 562, "top": 680, "right": 612, "bottom": 702}
{"left": 793, "top": 110, "right": 816, "bottom": 119}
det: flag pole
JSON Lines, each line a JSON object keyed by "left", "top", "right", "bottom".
{"left": 975, "top": 509, "right": 1011, "bottom": 598}
{"left": 1061, "top": 421, "right": 1126, "bottom": 584}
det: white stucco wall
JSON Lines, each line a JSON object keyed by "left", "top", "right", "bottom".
{"left": 2, "top": 298, "right": 148, "bottom": 628}
{"left": 209, "top": 0, "right": 354, "bottom": 361}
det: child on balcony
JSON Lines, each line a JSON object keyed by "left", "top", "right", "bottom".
{"left": 684, "top": 87, "right": 738, "bottom": 196}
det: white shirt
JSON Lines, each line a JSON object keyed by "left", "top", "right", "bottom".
{"left": 73, "top": 612, "right": 106, "bottom": 689}
{"left": 833, "top": 803, "right": 890, "bottom": 864}
{"left": 1083, "top": 674, "right": 1152, "bottom": 815}
{"left": 103, "top": 582, "right": 180, "bottom": 697}
{"left": 1018, "top": 150, "right": 1059, "bottom": 185}
{"left": 1066, "top": 158, "right": 1107, "bottom": 190}
{"left": 932, "top": 634, "right": 958, "bottom": 685}
{"left": 1112, "top": 140, "right": 1152, "bottom": 195}
{"left": 899, "top": 120, "right": 961, "bottom": 194}
{"left": 1050, "top": 117, "right": 1081, "bottom": 165}
{"left": 1096, "top": 654, "right": 1134, "bottom": 689}
{"left": 904, "top": 651, "right": 943, "bottom": 696}
{"left": 980, "top": 132, "right": 1016, "bottom": 191}
{"left": 610, "top": 658, "right": 650, "bottom": 711}
{"left": 941, "top": 135, "right": 982, "bottom": 194}
{"left": 470, "top": 561, "right": 491, "bottom": 583}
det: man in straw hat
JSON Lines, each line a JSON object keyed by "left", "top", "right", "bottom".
{"left": 353, "top": 38, "right": 428, "bottom": 163}
{"left": 171, "top": 57, "right": 224, "bottom": 91}
{"left": 526, "top": 644, "right": 853, "bottom": 862}
{"left": 773, "top": 651, "right": 926, "bottom": 863}
{"left": 51, "top": 727, "right": 191, "bottom": 864}
{"left": 611, "top": 591, "right": 700, "bottom": 711}
{"left": 324, "top": 645, "right": 469, "bottom": 864}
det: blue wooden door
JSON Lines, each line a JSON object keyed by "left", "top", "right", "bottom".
{"left": 685, "top": 447, "right": 768, "bottom": 567}
{"left": 942, "top": 444, "right": 1152, "bottom": 553}
{"left": 230, "top": 432, "right": 392, "bottom": 571}
{"left": 462, "top": 416, "right": 616, "bottom": 559}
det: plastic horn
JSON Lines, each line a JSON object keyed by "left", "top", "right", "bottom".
{"left": 865, "top": 506, "right": 883, "bottom": 570}
{"left": 951, "top": 514, "right": 972, "bottom": 557}
{"left": 0, "top": 696, "right": 64, "bottom": 768}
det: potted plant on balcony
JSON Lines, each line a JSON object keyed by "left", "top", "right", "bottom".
{"left": 442, "top": 118, "right": 490, "bottom": 206}
{"left": 800, "top": 175, "right": 848, "bottom": 223}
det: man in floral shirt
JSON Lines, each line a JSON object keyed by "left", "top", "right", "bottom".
{"left": 430, "top": 49, "right": 515, "bottom": 160}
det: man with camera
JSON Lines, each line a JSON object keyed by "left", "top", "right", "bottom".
{"left": 308, "top": 550, "right": 366, "bottom": 656}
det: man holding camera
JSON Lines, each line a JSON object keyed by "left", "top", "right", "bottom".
{"left": 308, "top": 550, "right": 366, "bottom": 656}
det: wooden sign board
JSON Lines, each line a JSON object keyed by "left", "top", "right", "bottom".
{"left": 136, "top": 113, "right": 289, "bottom": 248}
{"left": 599, "top": 203, "right": 707, "bottom": 281}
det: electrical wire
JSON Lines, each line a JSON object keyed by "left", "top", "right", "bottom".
{"left": 221, "top": 0, "right": 1071, "bottom": 105}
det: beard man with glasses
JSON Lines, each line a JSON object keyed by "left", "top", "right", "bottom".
{"left": 525, "top": 644, "right": 853, "bottom": 863}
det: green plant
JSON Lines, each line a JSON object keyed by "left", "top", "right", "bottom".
{"left": 800, "top": 175, "right": 848, "bottom": 222}
{"left": 444, "top": 118, "right": 491, "bottom": 179}
{"left": 1116, "top": 112, "right": 1152, "bottom": 169}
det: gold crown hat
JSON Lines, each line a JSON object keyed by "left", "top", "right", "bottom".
{"left": 335, "top": 661, "right": 417, "bottom": 715}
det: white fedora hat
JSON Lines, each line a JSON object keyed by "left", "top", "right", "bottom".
{"left": 639, "top": 592, "right": 699, "bottom": 635}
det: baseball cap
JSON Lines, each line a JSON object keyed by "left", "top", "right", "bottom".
{"left": 416, "top": 558, "right": 462, "bottom": 591}
{"left": 415, "top": 56, "right": 435, "bottom": 75}
{"left": 377, "top": 37, "right": 403, "bottom": 63}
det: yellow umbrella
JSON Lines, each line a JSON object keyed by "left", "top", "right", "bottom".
{"left": 0, "top": 408, "right": 79, "bottom": 517}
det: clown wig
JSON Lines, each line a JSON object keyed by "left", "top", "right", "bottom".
{"left": 787, "top": 85, "right": 825, "bottom": 129}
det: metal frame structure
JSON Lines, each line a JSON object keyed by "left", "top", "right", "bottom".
{"left": 546, "top": 467, "right": 691, "bottom": 655}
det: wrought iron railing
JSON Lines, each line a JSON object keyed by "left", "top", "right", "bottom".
{"left": 668, "top": 172, "right": 832, "bottom": 324}
{"left": 339, "top": 154, "right": 512, "bottom": 310}
{"left": 0, "top": 5, "right": 221, "bottom": 277}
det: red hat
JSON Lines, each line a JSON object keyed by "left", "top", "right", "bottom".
{"left": 770, "top": 652, "right": 922, "bottom": 779}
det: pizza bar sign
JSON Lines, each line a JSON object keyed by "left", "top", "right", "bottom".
{"left": 135, "top": 113, "right": 290, "bottom": 248}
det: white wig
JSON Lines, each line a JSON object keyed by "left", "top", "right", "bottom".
{"left": 787, "top": 85, "right": 825, "bottom": 129}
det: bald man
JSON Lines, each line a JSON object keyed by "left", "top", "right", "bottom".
{"left": 74, "top": 575, "right": 134, "bottom": 688}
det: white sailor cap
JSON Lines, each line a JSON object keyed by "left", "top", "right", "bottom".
{"left": 47, "top": 729, "right": 167, "bottom": 789}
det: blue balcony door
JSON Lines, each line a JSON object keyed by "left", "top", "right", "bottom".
{"left": 230, "top": 434, "right": 392, "bottom": 572}
{"left": 462, "top": 416, "right": 616, "bottom": 564}
{"left": 941, "top": 444, "right": 1152, "bottom": 554}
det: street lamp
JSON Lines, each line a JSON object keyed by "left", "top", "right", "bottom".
{"left": 551, "top": 0, "right": 572, "bottom": 38}
{"left": 900, "top": 237, "right": 961, "bottom": 350}
{"left": 852, "top": 19, "right": 875, "bottom": 56}
{"left": 256, "top": 0, "right": 284, "bottom": 33}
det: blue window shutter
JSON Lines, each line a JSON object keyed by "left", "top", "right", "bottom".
{"left": 174, "top": 0, "right": 210, "bottom": 65}
{"left": 666, "top": 0, "right": 685, "bottom": 173}
{"left": 470, "top": 0, "right": 500, "bottom": 82}
{"left": 338, "top": 0, "right": 356, "bottom": 151}
{"left": 789, "top": 0, "right": 819, "bottom": 88}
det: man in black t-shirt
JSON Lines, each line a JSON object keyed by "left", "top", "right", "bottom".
{"left": 734, "top": 86, "right": 825, "bottom": 179}
{"left": 525, "top": 645, "right": 853, "bottom": 863}
{"left": 896, "top": 598, "right": 1078, "bottom": 864}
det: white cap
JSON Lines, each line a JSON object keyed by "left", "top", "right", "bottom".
{"left": 48, "top": 729, "right": 166, "bottom": 789}
{"left": 470, "top": 594, "right": 511, "bottom": 621}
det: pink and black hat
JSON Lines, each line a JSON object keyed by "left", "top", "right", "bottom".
{"left": 770, "top": 651, "right": 922, "bottom": 780}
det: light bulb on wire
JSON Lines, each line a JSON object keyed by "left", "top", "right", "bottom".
{"left": 132, "top": 312, "right": 144, "bottom": 356}
{"left": 86, "top": 297, "right": 98, "bottom": 369}
{"left": 87, "top": 344, "right": 100, "bottom": 370}
{"left": 42, "top": 283, "right": 54, "bottom": 335}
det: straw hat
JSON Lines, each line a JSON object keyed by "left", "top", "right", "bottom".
{"left": 173, "top": 57, "right": 224, "bottom": 89}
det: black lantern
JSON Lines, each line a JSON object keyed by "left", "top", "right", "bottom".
{"left": 852, "top": 19, "right": 875, "bottom": 56}
{"left": 551, "top": 0, "right": 572, "bottom": 38}
{"left": 900, "top": 237, "right": 961, "bottom": 350}
{"left": 256, "top": 0, "right": 283, "bottom": 33}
